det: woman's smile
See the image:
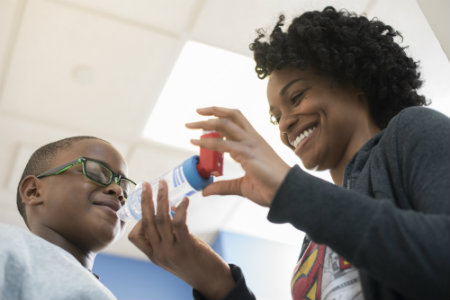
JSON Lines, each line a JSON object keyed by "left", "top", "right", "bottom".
{"left": 291, "top": 126, "right": 317, "bottom": 154}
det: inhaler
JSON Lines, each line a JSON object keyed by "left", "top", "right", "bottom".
{"left": 117, "top": 131, "right": 223, "bottom": 222}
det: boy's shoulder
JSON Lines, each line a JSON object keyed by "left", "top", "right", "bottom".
{"left": 0, "top": 223, "right": 36, "bottom": 252}
{"left": 0, "top": 223, "right": 67, "bottom": 257}
{"left": 0, "top": 223, "right": 116, "bottom": 300}
{"left": 0, "top": 222, "right": 78, "bottom": 280}
{"left": 0, "top": 222, "right": 34, "bottom": 236}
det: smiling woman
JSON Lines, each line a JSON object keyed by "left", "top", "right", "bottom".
{"left": 127, "top": 6, "right": 450, "bottom": 300}
{"left": 266, "top": 68, "right": 381, "bottom": 182}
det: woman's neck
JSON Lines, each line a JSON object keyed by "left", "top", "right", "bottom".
{"left": 330, "top": 119, "right": 380, "bottom": 186}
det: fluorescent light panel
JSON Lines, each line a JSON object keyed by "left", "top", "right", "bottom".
{"left": 142, "top": 40, "right": 332, "bottom": 182}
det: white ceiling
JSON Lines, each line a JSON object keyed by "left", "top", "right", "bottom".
{"left": 0, "top": 0, "right": 449, "bottom": 260}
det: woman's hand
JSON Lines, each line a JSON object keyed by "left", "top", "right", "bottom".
{"left": 128, "top": 181, "right": 235, "bottom": 300}
{"left": 186, "top": 106, "right": 290, "bottom": 207}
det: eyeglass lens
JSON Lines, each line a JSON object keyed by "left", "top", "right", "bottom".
{"left": 84, "top": 160, "right": 111, "bottom": 185}
{"left": 84, "top": 159, "right": 135, "bottom": 197}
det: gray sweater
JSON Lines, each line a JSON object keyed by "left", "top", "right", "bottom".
{"left": 0, "top": 224, "right": 116, "bottom": 300}
{"left": 268, "top": 107, "right": 450, "bottom": 299}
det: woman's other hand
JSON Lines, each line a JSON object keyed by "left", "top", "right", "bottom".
{"left": 128, "top": 181, "right": 235, "bottom": 300}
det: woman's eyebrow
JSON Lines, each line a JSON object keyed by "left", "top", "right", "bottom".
{"left": 280, "top": 78, "right": 305, "bottom": 96}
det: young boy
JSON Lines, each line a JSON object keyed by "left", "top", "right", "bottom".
{"left": 0, "top": 136, "right": 136, "bottom": 300}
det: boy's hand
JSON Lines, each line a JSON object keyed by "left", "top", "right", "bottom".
{"left": 128, "top": 181, "right": 235, "bottom": 300}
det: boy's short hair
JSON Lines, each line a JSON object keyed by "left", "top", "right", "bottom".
{"left": 16, "top": 136, "right": 107, "bottom": 226}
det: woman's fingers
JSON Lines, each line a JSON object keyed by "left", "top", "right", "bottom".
{"left": 186, "top": 106, "right": 256, "bottom": 136}
{"left": 137, "top": 180, "right": 189, "bottom": 247}
{"left": 128, "top": 221, "right": 153, "bottom": 258}
{"left": 190, "top": 138, "right": 250, "bottom": 161}
{"left": 140, "top": 182, "right": 162, "bottom": 244}
{"left": 172, "top": 197, "right": 190, "bottom": 243}
{"left": 186, "top": 118, "right": 246, "bottom": 142}
{"left": 189, "top": 137, "right": 229, "bottom": 153}
{"left": 129, "top": 184, "right": 159, "bottom": 259}
{"left": 155, "top": 180, "right": 174, "bottom": 243}
{"left": 196, "top": 107, "right": 251, "bottom": 127}
{"left": 202, "top": 179, "right": 243, "bottom": 197}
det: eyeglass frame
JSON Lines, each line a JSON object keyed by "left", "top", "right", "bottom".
{"left": 36, "top": 156, "right": 136, "bottom": 199}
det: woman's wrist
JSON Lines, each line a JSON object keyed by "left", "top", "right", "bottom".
{"left": 195, "top": 262, "right": 235, "bottom": 300}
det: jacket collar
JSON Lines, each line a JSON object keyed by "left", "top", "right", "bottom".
{"left": 343, "top": 130, "right": 385, "bottom": 189}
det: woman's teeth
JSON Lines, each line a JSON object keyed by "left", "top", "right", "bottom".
{"left": 291, "top": 127, "right": 316, "bottom": 149}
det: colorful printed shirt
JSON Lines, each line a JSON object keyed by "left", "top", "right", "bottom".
{"left": 291, "top": 240, "right": 363, "bottom": 300}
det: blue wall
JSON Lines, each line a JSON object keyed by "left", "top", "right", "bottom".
{"left": 93, "top": 253, "right": 192, "bottom": 299}
{"left": 211, "top": 231, "right": 299, "bottom": 299}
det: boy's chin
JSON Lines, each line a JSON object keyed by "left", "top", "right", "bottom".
{"left": 110, "top": 221, "right": 129, "bottom": 243}
{"left": 92, "top": 222, "right": 124, "bottom": 250}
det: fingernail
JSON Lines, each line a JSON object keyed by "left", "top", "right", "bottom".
{"left": 158, "top": 180, "right": 163, "bottom": 190}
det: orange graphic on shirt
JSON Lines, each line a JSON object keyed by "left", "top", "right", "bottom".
{"left": 291, "top": 242, "right": 326, "bottom": 300}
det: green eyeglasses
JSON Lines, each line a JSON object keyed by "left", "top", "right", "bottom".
{"left": 36, "top": 156, "right": 136, "bottom": 199}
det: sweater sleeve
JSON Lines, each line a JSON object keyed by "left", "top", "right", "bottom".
{"left": 267, "top": 107, "right": 450, "bottom": 299}
{"left": 192, "top": 265, "right": 256, "bottom": 300}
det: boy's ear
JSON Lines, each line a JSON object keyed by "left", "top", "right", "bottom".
{"left": 20, "top": 175, "right": 45, "bottom": 206}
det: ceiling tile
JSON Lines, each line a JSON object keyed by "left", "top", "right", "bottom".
{"left": 53, "top": 0, "right": 201, "bottom": 34}
{"left": 7, "top": 144, "right": 36, "bottom": 192}
{"left": 0, "top": 113, "right": 131, "bottom": 192}
{"left": 0, "top": 0, "right": 22, "bottom": 78}
{"left": 1, "top": 0, "right": 181, "bottom": 141}
{"left": 368, "top": 0, "right": 450, "bottom": 116}
{"left": 417, "top": 0, "right": 450, "bottom": 60}
{"left": 191, "top": 0, "right": 372, "bottom": 57}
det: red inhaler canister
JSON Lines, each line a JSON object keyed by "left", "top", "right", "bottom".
{"left": 196, "top": 131, "right": 224, "bottom": 179}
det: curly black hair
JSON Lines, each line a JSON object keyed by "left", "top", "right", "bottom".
{"left": 250, "top": 6, "right": 427, "bottom": 128}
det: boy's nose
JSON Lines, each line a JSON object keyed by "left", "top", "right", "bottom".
{"left": 104, "top": 182, "right": 124, "bottom": 203}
